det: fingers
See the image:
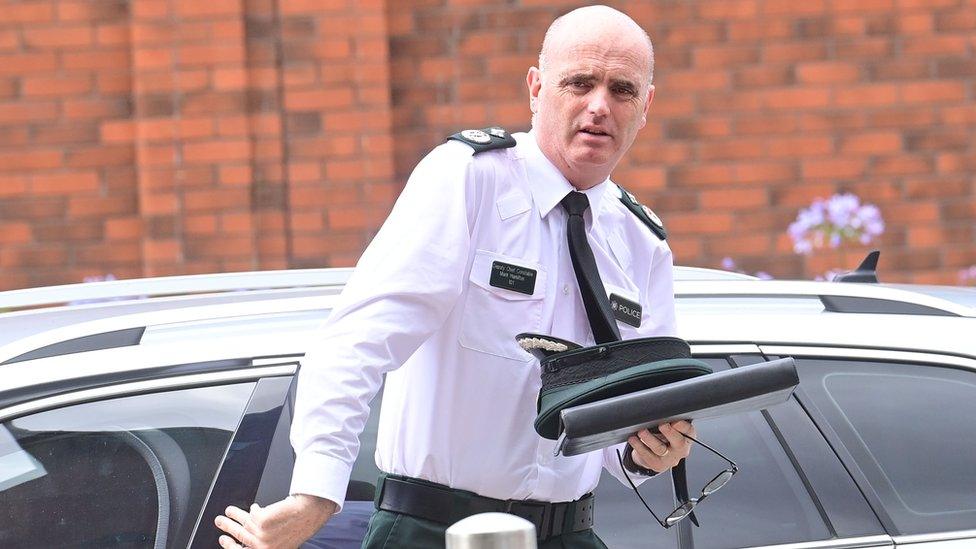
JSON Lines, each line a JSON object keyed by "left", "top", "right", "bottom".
{"left": 659, "top": 422, "right": 695, "bottom": 459}
{"left": 215, "top": 506, "right": 257, "bottom": 549}
{"left": 627, "top": 421, "right": 697, "bottom": 473}
{"left": 218, "top": 535, "right": 246, "bottom": 549}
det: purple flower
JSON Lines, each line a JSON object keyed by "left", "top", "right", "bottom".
{"left": 960, "top": 266, "right": 976, "bottom": 285}
{"left": 788, "top": 193, "right": 885, "bottom": 255}
{"left": 721, "top": 257, "right": 737, "bottom": 270}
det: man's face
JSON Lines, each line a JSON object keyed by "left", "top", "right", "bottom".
{"left": 528, "top": 38, "right": 654, "bottom": 189}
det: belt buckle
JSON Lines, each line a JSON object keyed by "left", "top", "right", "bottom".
{"left": 506, "top": 499, "right": 553, "bottom": 540}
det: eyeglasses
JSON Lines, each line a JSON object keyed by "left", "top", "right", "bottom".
{"left": 616, "top": 432, "right": 738, "bottom": 529}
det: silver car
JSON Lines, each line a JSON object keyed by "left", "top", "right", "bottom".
{"left": 1, "top": 263, "right": 974, "bottom": 548}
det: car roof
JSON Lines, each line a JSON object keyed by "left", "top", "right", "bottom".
{"left": 1, "top": 266, "right": 974, "bottom": 381}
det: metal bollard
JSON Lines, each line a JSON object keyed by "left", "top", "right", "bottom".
{"left": 445, "top": 512, "right": 538, "bottom": 549}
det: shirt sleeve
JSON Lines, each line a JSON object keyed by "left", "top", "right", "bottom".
{"left": 289, "top": 143, "right": 478, "bottom": 510}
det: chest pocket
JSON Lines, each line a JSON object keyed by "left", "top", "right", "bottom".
{"left": 459, "top": 249, "right": 547, "bottom": 362}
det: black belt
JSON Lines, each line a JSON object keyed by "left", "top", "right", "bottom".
{"left": 375, "top": 474, "right": 595, "bottom": 540}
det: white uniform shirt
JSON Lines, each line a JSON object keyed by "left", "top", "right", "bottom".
{"left": 291, "top": 131, "right": 677, "bottom": 510}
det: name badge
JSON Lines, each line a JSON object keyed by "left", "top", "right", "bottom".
{"left": 610, "top": 293, "right": 642, "bottom": 327}
{"left": 489, "top": 261, "right": 537, "bottom": 295}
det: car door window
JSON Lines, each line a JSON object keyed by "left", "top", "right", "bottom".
{"left": 0, "top": 382, "right": 254, "bottom": 549}
{"left": 595, "top": 357, "right": 832, "bottom": 549}
{"left": 797, "top": 357, "right": 976, "bottom": 535}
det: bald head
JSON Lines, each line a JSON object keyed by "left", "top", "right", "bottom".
{"left": 538, "top": 5, "right": 654, "bottom": 85}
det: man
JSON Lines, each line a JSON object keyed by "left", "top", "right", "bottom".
{"left": 216, "top": 6, "right": 694, "bottom": 548}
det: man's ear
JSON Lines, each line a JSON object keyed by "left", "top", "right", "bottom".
{"left": 527, "top": 67, "right": 542, "bottom": 113}
{"left": 639, "top": 84, "right": 655, "bottom": 128}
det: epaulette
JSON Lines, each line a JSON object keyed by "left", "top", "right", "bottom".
{"left": 447, "top": 127, "right": 516, "bottom": 153}
{"left": 616, "top": 184, "right": 666, "bottom": 241}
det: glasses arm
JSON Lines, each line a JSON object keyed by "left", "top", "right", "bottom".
{"left": 615, "top": 448, "right": 672, "bottom": 529}
{"left": 680, "top": 432, "right": 738, "bottom": 471}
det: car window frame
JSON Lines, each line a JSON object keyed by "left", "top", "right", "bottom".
{"left": 0, "top": 356, "right": 297, "bottom": 549}
{"left": 763, "top": 344, "right": 976, "bottom": 546}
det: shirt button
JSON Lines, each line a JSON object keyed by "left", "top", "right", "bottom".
{"left": 563, "top": 284, "right": 570, "bottom": 295}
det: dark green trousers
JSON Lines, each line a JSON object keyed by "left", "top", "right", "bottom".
{"left": 361, "top": 509, "right": 608, "bottom": 549}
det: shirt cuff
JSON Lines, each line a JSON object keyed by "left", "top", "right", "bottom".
{"left": 290, "top": 451, "right": 354, "bottom": 513}
{"left": 622, "top": 444, "right": 659, "bottom": 478}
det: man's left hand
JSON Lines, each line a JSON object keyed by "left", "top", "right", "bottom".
{"left": 627, "top": 421, "right": 695, "bottom": 473}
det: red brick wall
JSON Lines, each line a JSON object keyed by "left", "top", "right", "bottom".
{"left": 1, "top": 0, "right": 975, "bottom": 290}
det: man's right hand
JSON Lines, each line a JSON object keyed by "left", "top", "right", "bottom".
{"left": 215, "top": 493, "right": 337, "bottom": 549}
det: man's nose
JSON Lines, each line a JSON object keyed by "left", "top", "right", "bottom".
{"left": 586, "top": 87, "right": 611, "bottom": 117}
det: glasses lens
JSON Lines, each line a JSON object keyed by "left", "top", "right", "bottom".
{"left": 665, "top": 501, "right": 695, "bottom": 525}
{"left": 702, "top": 469, "right": 734, "bottom": 496}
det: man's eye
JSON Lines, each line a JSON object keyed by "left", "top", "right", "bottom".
{"left": 570, "top": 80, "right": 590, "bottom": 90}
{"left": 614, "top": 86, "right": 636, "bottom": 96}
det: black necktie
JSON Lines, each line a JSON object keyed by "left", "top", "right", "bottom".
{"left": 561, "top": 191, "right": 620, "bottom": 344}
{"left": 561, "top": 191, "right": 698, "bottom": 526}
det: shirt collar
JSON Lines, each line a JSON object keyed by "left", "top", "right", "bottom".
{"left": 521, "top": 131, "right": 610, "bottom": 219}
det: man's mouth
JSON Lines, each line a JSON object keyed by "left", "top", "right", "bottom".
{"left": 579, "top": 128, "right": 611, "bottom": 138}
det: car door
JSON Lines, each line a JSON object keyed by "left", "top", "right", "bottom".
{"left": 763, "top": 345, "right": 976, "bottom": 549}
{"left": 0, "top": 358, "right": 295, "bottom": 549}
{"left": 594, "top": 347, "right": 890, "bottom": 549}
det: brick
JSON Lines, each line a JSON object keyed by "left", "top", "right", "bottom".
{"left": 62, "top": 50, "right": 130, "bottom": 71}
{"left": 134, "top": 48, "right": 173, "bottom": 70}
{"left": 700, "top": 188, "right": 768, "bottom": 210}
{"left": 0, "top": 150, "right": 62, "bottom": 171}
{"left": 97, "top": 23, "right": 130, "bottom": 46}
{"left": 692, "top": 46, "right": 759, "bottom": 68}
{"left": 183, "top": 139, "right": 251, "bottom": 163}
{"left": 0, "top": 175, "right": 30, "bottom": 196}
{"left": 0, "top": 222, "right": 32, "bottom": 244}
{"left": 33, "top": 221, "right": 104, "bottom": 242}
{"left": 105, "top": 217, "right": 143, "bottom": 240}
{"left": 840, "top": 131, "right": 903, "bottom": 154}
{"left": 0, "top": 52, "right": 59, "bottom": 75}
{"left": 762, "top": 88, "right": 831, "bottom": 110}
{"left": 835, "top": 37, "right": 893, "bottom": 58}
{"left": 726, "top": 19, "right": 793, "bottom": 40}
{"left": 0, "top": 102, "right": 60, "bottom": 123}
{"left": 905, "top": 129, "right": 969, "bottom": 151}
{"left": 284, "top": 88, "right": 355, "bottom": 110}
{"left": 802, "top": 158, "right": 868, "bottom": 179}
{"left": 733, "top": 115, "right": 798, "bottom": 135}
{"left": 5, "top": 3, "right": 56, "bottom": 24}
{"left": 664, "top": 69, "right": 730, "bottom": 92}
{"left": 100, "top": 120, "right": 136, "bottom": 143}
{"left": 68, "top": 194, "right": 138, "bottom": 217}
{"left": 901, "top": 81, "right": 966, "bottom": 103}
{"left": 872, "top": 155, "right": 933, "bottom": 176}
{"left": 796, "top": 61, "right": 861, "bottom": 84}
{"left": 835, "top": 83, "right": 899, "bottom": 107}
{"left": 176, "top": 0, "right": 241, "bottom": 18}
{"left": 902, "top": 35, "right": 969, "bottom": 56}
{"left": 66, "top": 145, "right": 134, "bottom": 168}
{"left": 733, "top": 66, "right": 793, "bottom": 88}
{"left": 667, "top": 212, "right": 736, "bottom": 235}
{"left": 22, "top": 75, "right": 92, "bottom": 97}
{"left": 765, "top": 136, "right": 835, "bottom": 158}
{"left": 23, "top": 26, "right": 93, "bottom": 48}
{"left": 764, "top": 42, "right": 829, "bottom": 63}
{"left": 31, "top": 171, "right": 100, "bottom": 194}
{"left": 219, "top": 165, "right": 253, "bottom": 185}
{"left": 219, "top": 212, "right": 253, "bottom": 234}
{"left": 178, "top": 44, "right": 245, "bottom": 67}
{"left": 57, "top": 1, "right": 129, "bottom": 21}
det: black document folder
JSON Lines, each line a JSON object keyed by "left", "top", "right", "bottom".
{"left": 556, "top": 357, "right": 799, "bottom": 456}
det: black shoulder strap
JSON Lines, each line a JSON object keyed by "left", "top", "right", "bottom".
{"left": 447, "top": 127, "right": 516, "bottom": 153}
{"left": 617, "top": 184, "right": 667, "bottom": 241}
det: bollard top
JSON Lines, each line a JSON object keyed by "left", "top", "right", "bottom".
{"left": 445, "top": 513, "right": 537, "bottom": 549}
